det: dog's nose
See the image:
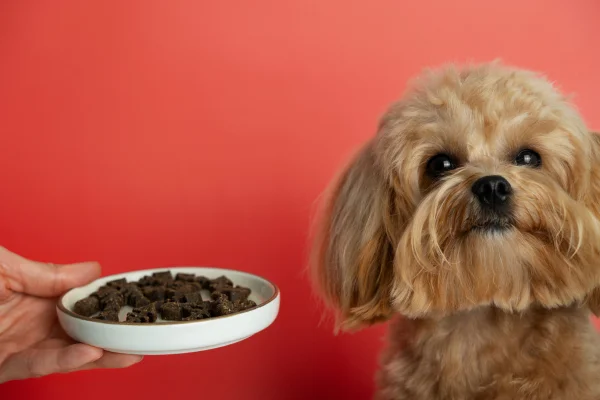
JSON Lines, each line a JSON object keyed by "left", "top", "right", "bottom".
{"left": 471, "top": 175, "right": 512, "bottom": 209}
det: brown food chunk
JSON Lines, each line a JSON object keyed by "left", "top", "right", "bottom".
{"left": 74, "top": 296, "right": 100, "bottom": 317}
{"left": 136, "top": 276, "right": 155, "bottom": 287}
{"left": 126, "top": 303, "right": 158, "bottom": 323}
{"left": 153, "top": 300, "right": 164, "bottom": 312}
{"left": 165, "top": 288, "right": 184, "bottom": 302}
{"left": 119, "top": 282, "right": 138, "bottom": 295}
{"left": 92, "top": 286, "right": 119, "bottom": 299}
{"left": 234, "top": 299, "right": 257, "bottom": 312}
{"left": 93, "top": 310, "right": 119, "bottom": 321}
{"left": 167, "top": 280, "right": 201, "bottom": 292}
{"left": 216, "top": 286, "right": 251, "bottom": 303}
{"left": 212, "top": 276, "right": 233, "bottom": 286}
{"left": 181, "top": 302, "right": 211, "bottom": 320}
{"left": 166, "top": 283, "right": 200, "bottom": 301}
{"left": 126, "top": 314, "right": 152, "bottom": 323}
{"left": 100, "top": 292, "right": 125, "bottom": 312}
{"left": 210, "top": 295, "right": 236, "bottom": 317}
{"left": 195, "top": 275, "right": 211, "bottom": 289}
{"left": 209, "top": 276, "right": 233, "bottom": 292}
{"left": 182, "top": 292, "right": 203, "bottom": 304}
{"left": 175, "top": 273, "right": 195, "bottom": 282}
{"left": 152, "top": 271, "right": 173, "bottom": 282}
{"left": 143, "top": 286, "right": 166, "bottom": 301}
{"left": 120, "top": 285, "right": 149, "bottom": 307}
{"left": 106, "top": 278, "right": 127, "bottom": 288}
{"left": 161, "top": 302, "right": 182, "bottom": 321}
{"left": 211, "top": 291, "right": 227, "bottom": 301}
{"left": 167, "top": 279, "right": 185, "bottom": 288}
{"left": 131, "top": 293, "right": 151, "bottom": 308}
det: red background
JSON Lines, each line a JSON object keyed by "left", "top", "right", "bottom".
{"left": 1, "top": 1, "right": 599, "bottom": 399}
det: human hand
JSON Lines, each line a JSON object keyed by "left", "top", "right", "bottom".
{"left": 0, "top": 247, "right": 142, "bottom": 383}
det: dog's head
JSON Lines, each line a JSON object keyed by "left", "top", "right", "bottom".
{"left": 311, "top": 62, "right": 600, "bottom": 330}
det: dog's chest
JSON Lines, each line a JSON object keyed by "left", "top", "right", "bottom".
{"left": 376, "top": 309, "right": 600, "bottom": 400}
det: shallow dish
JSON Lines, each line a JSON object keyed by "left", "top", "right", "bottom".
{"left": 57, "top": 267, "right": 280, "bottom": 355}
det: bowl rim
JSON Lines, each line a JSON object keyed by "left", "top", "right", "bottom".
{"left": 57, "top": 266, "right": 280, "bottom": 326}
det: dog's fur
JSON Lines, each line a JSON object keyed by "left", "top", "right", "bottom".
{"left": 310, "top": 61, "right": 600, "bottom": 399}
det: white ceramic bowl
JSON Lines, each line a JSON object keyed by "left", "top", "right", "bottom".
{"left": 57, "top": 267, "right": 280, "bottom": 355}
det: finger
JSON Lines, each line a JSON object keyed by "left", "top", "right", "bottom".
{"left": 44, "top": 329, "right": 143, "bottom": 369}
{"left": 0, "top": 246, "right": 101, "bottom": 297}
{"left": 35, "top": 338, "right": 72, "bottom": 350}
{"left": 33, "top": 336, "right": 144, "bottom": 371}
{"left": 71, "top": 351, "right": 144, "bottom": 372}
{"left": 0, "top": 343, "right": 103, "bottom": 382}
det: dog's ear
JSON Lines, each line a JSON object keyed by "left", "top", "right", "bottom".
{"left": 310, "top": 139, "right": 402, "bottom": 331}
{"left": 587, "top": 131, "right": 600, "bottom": 216}
{"left": 584, "top": 131, "right": 600, "bottom": 317}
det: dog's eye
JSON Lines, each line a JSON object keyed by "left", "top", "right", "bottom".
{"left": 426, "top": 154, "right": 456, "bottom": 178}
{"left": 515, "top": 149, "right": 541, "bottom": 168}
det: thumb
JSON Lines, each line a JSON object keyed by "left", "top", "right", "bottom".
{"left": 0, "top": 247, "right": 101, "bottom": 297}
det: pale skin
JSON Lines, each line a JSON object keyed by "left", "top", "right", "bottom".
{"left": 0, "top": 247, "right": 143, "bottom": 383}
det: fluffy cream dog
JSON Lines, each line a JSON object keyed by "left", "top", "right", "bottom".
{"left": 311, "top": 61, "right": 600, "bottom": 399}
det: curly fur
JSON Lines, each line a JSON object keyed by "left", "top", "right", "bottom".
{"left": 310, "top": 61, "right": 600, "bottom": 399}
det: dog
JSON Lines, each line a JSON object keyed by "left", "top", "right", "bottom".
{"left": 310, "top": 61, "right": 600, "bottom": 399}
